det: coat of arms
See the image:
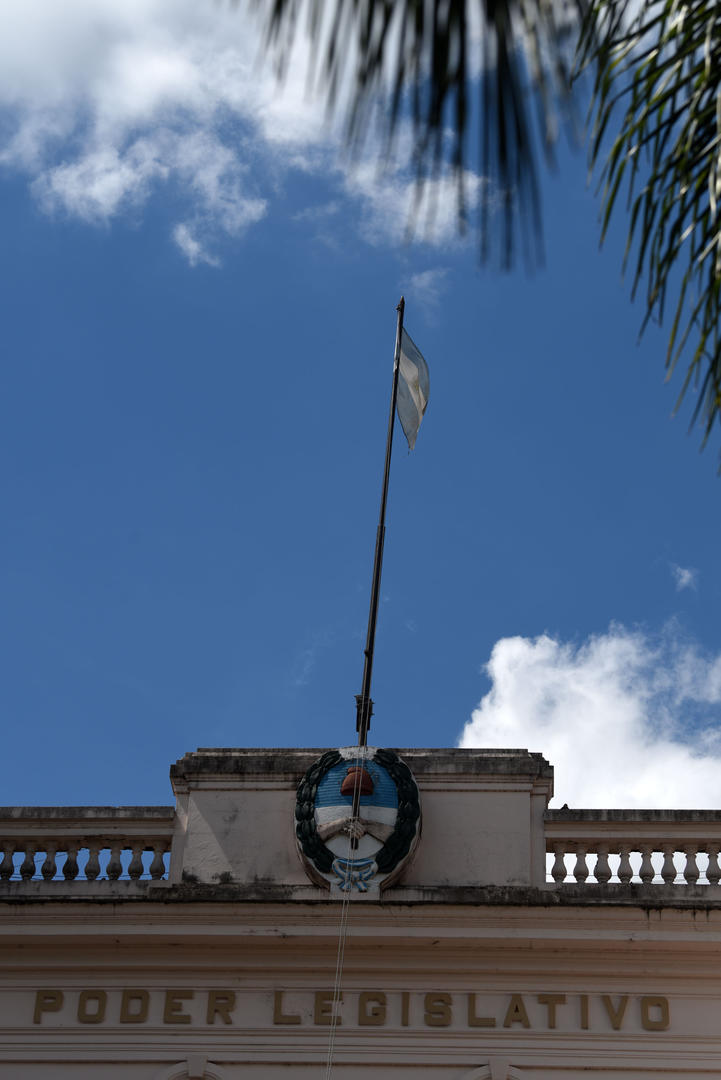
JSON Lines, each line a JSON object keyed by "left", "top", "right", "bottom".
{"left": 295, "top": 746, "right": 421, "bottom": 895}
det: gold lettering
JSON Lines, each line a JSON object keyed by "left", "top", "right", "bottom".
{"left": 640, "top": 996, "right": 670, "bottom": 1031}
{"left": 401, "top": 992, "right": 410, "bottom": 1027}
{"left": 33, "top": 990, "right": 63, "bottom": 1024}
{"left": 163, "top": 989, "right": 193, "bottom": 1024}
{"left": 207, "top": 990, "right": 236, "bottom": 1025}
{"left": 602, "top": 994, "right": 628, "bottom": 1030}
{"left": 78, "top": 990, "right": 107, "bottom": 1024}
{"left": 503, "top": 994, "right": 531, "bottom": 1029}
{"left": 580, "top": 994, "right": 589, "bottom": 1030}
{"left": 120, "top": 990, "right": 149, "bottom": 1023}
{"left": 358, "top": 992, "right": 386, "bottom": 1026}
{"left": 467, "top": 994, "right": 496, "bottom": 1028}
{"left": 424, "top": 993, "right": 452, "bottom": 1027}
{"left": 273, "top": 991, "right": 301, "bottom": 1025}
{"left": 537, "top": 993, "right": 566, "bottom": 1029}
{"left": 314, "top": 991, "right": 341, "bottom": 1026}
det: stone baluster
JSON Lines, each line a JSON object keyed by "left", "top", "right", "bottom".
{"left": 40, "top": 843, "right": 58, "bottom": 882}
{"left": 617, "top": 844, "right": 633, "bottom": 884}
{"left": 550, "top": 844, "right": 566, "bottom": 883}
{"left": 594, "top": 844, "right": 611, "bottom": 884}
{"left": 661, "top": 845, "right": 677, "bottom": 884}
{"left": 149, "top": 844, "right": 167, "bottom": 881}
{"left": 63, "top": 845, "right": 79, "bottom": 881}
{"left": 128, "top": 844, "right": 145, "bottom": 881}
{"left": 0, "top": 825, "right": 173, "bottom": 888}
{"left": 85, "top": 843, "right": 101, "bottom": 881}
{"left": 684, "top": 845, "right": 700, "bottom": 885}
{"left": 638, "top": 846, "right": 654, "bottom": 885}
{"left": 107, "top": 845, "right": 123, "bottom": 881}
{"left": 544, "top": 834, "right": 721, "bottom": 889}
{"left": 0, "top": 846, "right": 15, "bottom": 882}
{"left": 19, "top": 845, "right": 36, "bottom": 881}
{"left": 572, "top": 847, "right": 588, "bottom": 883}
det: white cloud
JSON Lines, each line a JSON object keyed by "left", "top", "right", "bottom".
{"left": 0, "top": 0, "right": 316, "bottom": 262}
{"left": 406, "top": 267, "right": 450, "bottom": 314}
{"left": 32, "top": 127, "right": 267, "bottom": 254}
{"left": 347, "top": 163, "right": 480, "bottom": 247}
{"left": 172, "top": 223, "right": 219, "bottom": 268}
{"left": 292, "top": 201, "right": 341, "bottom": 224}
{"left": 671, "top": 563, "right": 698, "bottom": 592}
{"left": 33, "top": 143, "right": 166, "bottom": 222}
{"left": 459, "top": 624, "right": 721, "bottom": 808}
{"left": 0, "top": 0, "right": 482, "bottom": 263}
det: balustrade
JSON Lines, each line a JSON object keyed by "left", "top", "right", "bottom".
{"left": 0, "top": 807, "right": 175, "bottom": 889}
{"left": 545, "top": 809, "right": 721, "bottom": 886}
{"left": 5, "top": 804, "right": 721, "bottom": 893}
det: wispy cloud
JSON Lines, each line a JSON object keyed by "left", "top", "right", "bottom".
{"left": 290, "top": 629, "right": 336, "bottom": 688}
{"left": 346, "top": 163, "right": 480, "bottom": 248}
{"left": 0, "top": 1, "right": 482, "bottom": 264}
{"left": 292, "top": 201, "right": 340, "bottom": 224}
{"left": 405, "top": 267, "right": 450, "bottom": 317}
{"left": 459, "top": 623, "right": 721, "bottom": 808}
{"left": 172, "top": 222, "right": 220, "bottom": 268}
{"left": 671, "top": 563, "right": 698, "bottom": 592}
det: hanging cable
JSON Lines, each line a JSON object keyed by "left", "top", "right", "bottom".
{"left": 323, "top": 749, "right": 367, "bottom": 1079}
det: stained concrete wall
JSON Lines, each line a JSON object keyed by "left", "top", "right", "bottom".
{"left": 168, "top": 747, "right": 553, "bottom": 890}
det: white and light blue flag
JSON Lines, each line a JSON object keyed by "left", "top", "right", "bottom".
{"left": 396, "top": 329, "right": 429, "bottom": 450}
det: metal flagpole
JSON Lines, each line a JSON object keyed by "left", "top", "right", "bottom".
{"left": 324, "top": 299, "right": 408, "bottom": 1077}
{"left": 354, "top": 296, "right": 405, "bottom": 750}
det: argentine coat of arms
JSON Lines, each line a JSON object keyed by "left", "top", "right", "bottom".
{"left": 295, "top": 746, "right": 421, "bottom": 895}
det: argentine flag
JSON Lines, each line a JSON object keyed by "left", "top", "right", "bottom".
{"left": 396, "top": 328, "right": 429, "bottom": 450}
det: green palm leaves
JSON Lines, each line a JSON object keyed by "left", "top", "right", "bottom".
{"left": 255, "top": 0, "right": 583, "bottom": 264}
{"left": 252, "top": 0, "right": 721, "bottom": 449}
{"left": 581, "top": 0, "right": 721, "bottom": 445}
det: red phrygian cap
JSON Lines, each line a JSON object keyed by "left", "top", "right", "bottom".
{"left": 340, "top": 766, "right": 374, "bottom": 797}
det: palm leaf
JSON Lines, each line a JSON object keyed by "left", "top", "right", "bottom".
{"left": 580, "top": 0, "right": 721, "bottom": 446}
{"left": 247, "top": 0, "right": 721, "bottom": 451}
{"left": 248, "top": 0, "right": 586, "bottom": 267}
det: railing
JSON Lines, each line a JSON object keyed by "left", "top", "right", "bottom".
{"left": 0, "top": 807, "right": 175, "bottom": 888}
{"left": 545, "top": 809, "right": 721, "bottom": 886}
{"left": 6, "top": 804, "right": 721, "bottom": 893}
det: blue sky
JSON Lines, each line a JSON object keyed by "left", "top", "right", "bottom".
{"left": 1, "top": 0, "right": 720, "bottom": 810}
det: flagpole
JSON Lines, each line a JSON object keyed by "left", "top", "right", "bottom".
{"left": 355, "top": 296, "right": 405, "bottom": 750}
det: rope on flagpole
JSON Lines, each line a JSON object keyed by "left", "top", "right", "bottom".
{"left": 323, "top": 749, "right": 366, "bottom": 1079}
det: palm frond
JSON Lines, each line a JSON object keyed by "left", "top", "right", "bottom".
{"left": 580, "top": 0, "right": 721, "bottom": 446}
{"left": 248, "top": 0, "right": 586, "bottom": 267}
{"left": 248, "top": 0, "right": 721, "bottom": 452}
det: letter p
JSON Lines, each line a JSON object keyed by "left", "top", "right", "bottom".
{"left": 34, "top": 990, "right": 64, "bottom": 1024}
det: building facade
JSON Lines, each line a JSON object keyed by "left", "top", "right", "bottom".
{"left": 1, "top": 747, "right": 721, "bottom": 1079}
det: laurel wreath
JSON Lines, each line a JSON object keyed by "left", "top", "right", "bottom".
{"left": 295, "top": 748, "right": 420, "bottom": 879}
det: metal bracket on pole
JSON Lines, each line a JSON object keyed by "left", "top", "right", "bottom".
{"left": 355, "top": 693, "right": 374, "bottom": 738}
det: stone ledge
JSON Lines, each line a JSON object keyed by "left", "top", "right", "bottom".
{"left": 0, "top": 806, "right": 175, "bottom": 821}
{"left": 170, "top": 747, "right": 553, "bottom": 782}
{"left": 0, "top": 880, "right": 160, "bottom": 899}
{"left": 546, "top": 808, "right": 721, "bottom": 822}
{"left": 3, "top": 881, "right": 721, "bottom": 909}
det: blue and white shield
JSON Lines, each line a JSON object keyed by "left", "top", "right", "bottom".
{"left": 295, "top": 746, "right": 421, "bottom": 896}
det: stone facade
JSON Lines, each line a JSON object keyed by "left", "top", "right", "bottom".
{"left": 1, "top": 747, "right": 721, "bottom": 1078}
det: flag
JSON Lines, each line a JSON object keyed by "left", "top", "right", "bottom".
{"left": 396, "top": 328, "right": 429, "bottom": 450}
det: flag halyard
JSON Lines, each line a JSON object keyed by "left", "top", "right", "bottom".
{"left": 396, "top": 328, "right": 429, "bottom": 450}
